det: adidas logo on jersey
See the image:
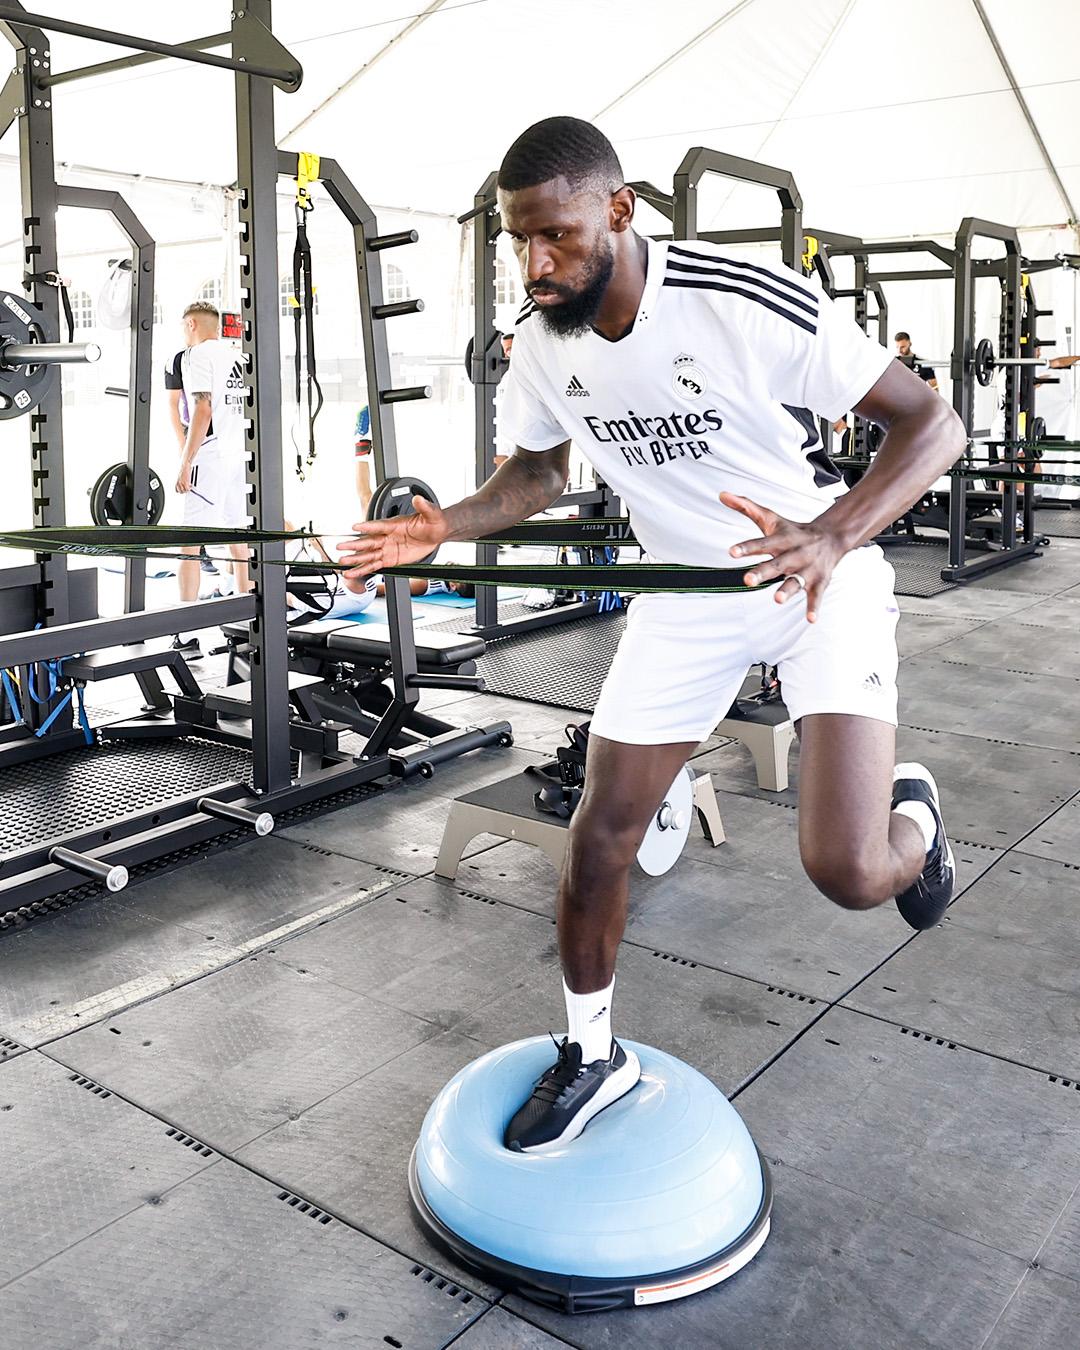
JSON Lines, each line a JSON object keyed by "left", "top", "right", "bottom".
{"left": 565, "top": 375, "right": 590, "bottom": 397}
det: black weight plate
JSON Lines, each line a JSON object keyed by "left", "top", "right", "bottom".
{"left": 0, "top": 291, "right": 56, "bottom": 420}
{"left": 974, "top": 337, "right": 995, "bottom": 388}
{"left": 366, "top": 475, "right": 440, "bottom": 565}
{"left": 89, "top": 462, "right": 166, "bottom": 527}
{"left": 1029, "top": 416, "right": 1046, "bottom": 444}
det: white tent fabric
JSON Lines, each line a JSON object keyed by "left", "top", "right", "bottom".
{"left": 4, "top": 0, "right": 1077, "bottom": 244}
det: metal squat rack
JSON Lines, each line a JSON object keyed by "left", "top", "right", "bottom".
{"left": 0, "top": 1, "right": 507, "bottom": 919}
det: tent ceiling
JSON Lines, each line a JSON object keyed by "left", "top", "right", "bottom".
{"left": 1, "top": 0, "right": 1077, "bottom": 244}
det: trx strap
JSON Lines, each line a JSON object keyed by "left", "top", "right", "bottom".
{"left": 24, "top": 269, "right": 74, "bottom": 342}
{"left": 291, "top": 152, "right": 324, "bottom": 481}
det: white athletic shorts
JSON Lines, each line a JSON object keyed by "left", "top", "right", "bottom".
{"left": 590, "top": 544, "right": 900, "bottom": 745}
{"left": 182, "top": 444, "right": 248, "bottom": 529}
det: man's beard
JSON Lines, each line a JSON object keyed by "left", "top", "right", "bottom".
{"left": 529, "top": 243, "right": 615, "bottom": 339}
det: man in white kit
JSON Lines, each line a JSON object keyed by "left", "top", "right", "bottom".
{"left": 340, "top": 117, "right": 967, "bottom": 1153}
{"left": 173, "top": 300, "right": 250, "bottom": 659}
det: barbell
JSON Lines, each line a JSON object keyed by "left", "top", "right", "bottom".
{"left": 0, "top": 289, "right": 100, "bottom": 419}
{"left": 907, "top": 338, "right": 1046, "bottom": 388}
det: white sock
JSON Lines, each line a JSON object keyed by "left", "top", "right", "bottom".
{"left": 894, "top": 801, "right": 937, "bottom": 852}
{"left": 564, "top": 977, "right": 614, "bottom": 1064}
{"left": 892, "top": 765, "right": 940, "bottom": 852}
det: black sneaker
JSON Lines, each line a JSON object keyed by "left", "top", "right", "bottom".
{"left": 892, "top": 763, "right": 955, "bottom": 930}
{"left": 504, "top": 1037, "right": 641, "bottom": 1154}
{"left": 199, "top": 551, "right": 219, "bottom": 575}
{"left": 170, "top": 636, "right": 203, "bottom": 661}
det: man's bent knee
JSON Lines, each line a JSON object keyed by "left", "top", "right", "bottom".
{"left": 802, "top": 849, "right": 892, "bottom": 912}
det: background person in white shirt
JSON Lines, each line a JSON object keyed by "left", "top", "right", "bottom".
{"left": 339, "top": 118, "right": 967, "bottom": 1154}
{"left": 173, "top": 301, "right": 250, "bottom": 657}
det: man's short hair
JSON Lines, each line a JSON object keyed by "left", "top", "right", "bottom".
{"left": 183, "top": 300, "right": 220, "bottom": 322}
{"left": 894, "top": 330, "right": 911, "bottom": 342}
{"left": 498, "top": 116, "right": 624, "bottom": 197}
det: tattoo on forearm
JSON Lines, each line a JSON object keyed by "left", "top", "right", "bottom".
{"left": 193, "top": 391, "right": 211, "bottom": 404}
{"left": 444, "top": 447, "right": 570, "bottom": 540}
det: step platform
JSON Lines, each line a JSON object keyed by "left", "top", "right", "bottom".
{"left": 409, "top": 1036, "right": 772, "bottom": 1314}
{"left": 435, "top": 766, "right": 724, "bottom": 881}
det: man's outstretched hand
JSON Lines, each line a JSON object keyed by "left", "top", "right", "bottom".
{"left": 336, "top": 495, "right": 449, "bottom": 580}
{"left": 720, "top": 491, "right": 846, "bottom": 623}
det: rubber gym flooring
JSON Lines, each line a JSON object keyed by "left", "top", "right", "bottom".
{"left": 3, "top": 543, "right": 1080, "bottom": 1349}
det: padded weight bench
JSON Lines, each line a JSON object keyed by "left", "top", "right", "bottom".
{"left": 222, "top": 620, "right": 485, "bottom": 677}
{"left": 436, "top": 766, "right": 724, "bottom": 881}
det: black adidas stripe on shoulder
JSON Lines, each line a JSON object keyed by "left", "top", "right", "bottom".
{"left": 515, "top": 299, "right": 537, "bottom": 327}
{"left": 665, "top": 259, "right": 817, "bottom": 319}
{"left": 663, "top": 276, "right": 817, "bottom": 335}
{"left": 668, "top": 243, "right": 816, "bottom": 306}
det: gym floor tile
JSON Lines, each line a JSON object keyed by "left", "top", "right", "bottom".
{"left": 895, "top": 610, "right": 986, "bottom": 659}
{"left": 49, "top": 955, "right": 438, "bottom": 1153}
{"left": 235, "top": 1028, "right": 504, "bottom": 1300}
{"left": 843, "top": 853, "right": 1080, "bottom": 1080}
{"left": 456, "top": 798, "right": 916, "bottom": 1002}
{"left": 0, "top": 1158, "right": 485, "bottom": 1350}
{"left": 431, "top": 693, "right": 574, "bottom": 744}
{"left": 964, "top": 549, "right": 1080, "bottom": 594}
{"left": 451, "top": 940, "right": 824, "bottom": 1095}
{"left": 109, "top": 833, "right": 392, "bottom": 947}
{"left": 981, "top": 1268, "right": 1080, "bottom": 1350}
{"left": 735, "top": 1008, "right": 1080, "bottom": 1261}
{"left": 0, "top": 899, "right": 246, "bottom": 1048}
{"left": 897, "top": 587, "right": 1045, "bottom": 620}
{"left": 894, "top": 656, "right": 1080, "bottom": 751}
{"left": 0, "top": 1052, "right": 216, "bottom": 1287}
{"left": 278, "top": 777, "right": 509, "bottom": 876}
{"left": 1013, "top": 794, "right": 1080, "bottom": 866}
{"left": 1039, "top": 1190, "right": 1080, "bottom": 1276}
{"left": 693, "top": 723, "right": 1070, "bottom": 853}
{"left": 450, "top": 1306, "right": 572, "bottom": 1348}
{"left": 0, "top": 1033, "right": 25, "bottom": 1066}
{"left": 927, "top": 617, "right": 1080, "bottom": 680}
{"left": 1004, "top": 592, "right": 1080, "bottom": 629}
{"left": 268, "top": 878, "right": 560, "bottom": 1031}
{"left": 508, "top": 1162, "right": 1026, "bottom": 1350}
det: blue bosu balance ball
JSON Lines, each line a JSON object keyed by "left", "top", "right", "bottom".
{"left": 409, "top": 1037, "right": 772, "bottom": 1314}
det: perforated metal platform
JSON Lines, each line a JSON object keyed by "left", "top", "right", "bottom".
{"left": 877, "top": 537, "right": 957, "bottom": 597}
{"left": 1036, "top": 506, "right": 1080, "bottom": 539}
{"left": 434, "top": 611, "right": 624, "bottom": 712}
{"left": 0, "top": 737, "right": 255, "bottom": 855}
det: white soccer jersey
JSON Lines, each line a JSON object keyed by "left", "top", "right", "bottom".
{"left": 499, "top": 237, "right": 893, "bottom": 564}
{"left": 182, "top": 338, "right": 247, "bottom": 454}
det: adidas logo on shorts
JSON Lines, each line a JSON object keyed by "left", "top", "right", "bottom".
{"left": 565, "top": 375, "right": 590, "bottom": 397}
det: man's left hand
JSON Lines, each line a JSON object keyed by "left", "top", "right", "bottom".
{"left": 176, "top": 462, "right": 193, "bottom": 494}
{"left": 721, "top": 491, "right": 846, "bottom": 623}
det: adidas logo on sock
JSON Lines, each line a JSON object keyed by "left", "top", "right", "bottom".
{"left": 588, "top": 1005, "right": 608, "bottom": 1022}
{"left": 565, "top": 375, "right": 590, "bottom": 397}
{"left": 863, "top": 672, "right": 883, "bottom": 690}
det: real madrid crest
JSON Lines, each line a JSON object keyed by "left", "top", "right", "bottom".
{"left": 672, "top": 352, "right": 706, "bottom": 400}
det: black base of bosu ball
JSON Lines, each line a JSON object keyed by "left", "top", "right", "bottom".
{"left": 409, "top": 1037, "right": 772, "bottom": 1314}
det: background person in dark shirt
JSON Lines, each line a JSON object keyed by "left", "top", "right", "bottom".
{"left": 894, "top": 331, "right": 939, "bottom": 391}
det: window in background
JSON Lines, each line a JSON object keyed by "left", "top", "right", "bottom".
{"left": 70, "top": 289, "right": 94, "bottom": 329}
{"left": 495, "top": 257, "right": 518, "bottom": 306}
{"left": 152, "top": 294, "right": 164, "bottom": 326}
{"left": 279, "top": 274, "right": 318, "bottom": 318}
{"left": 198, "top": 277, "right": 223, "bottom": 307}
{"left": 385, "top": 264, "right": 410, "bottom": 303}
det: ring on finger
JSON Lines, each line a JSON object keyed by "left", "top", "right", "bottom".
{"left": 787, "top": 573, "right": 807, "bottom": 591}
